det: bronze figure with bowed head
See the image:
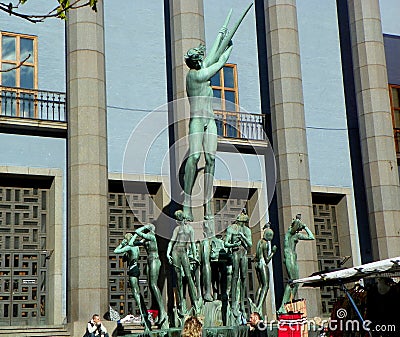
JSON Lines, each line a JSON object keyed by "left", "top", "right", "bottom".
{"left": 224, "top": 209, "right": 253, "bottom": 320}
{"left": 249, "top": 222, "right": 277, "bottom": 315}
{"left": 166, "top": 210, "right": 201, "bottom": 316}
{"left": 134, "top": 224, "right": 169, "bottom": 329}
{"left": 278, "top": 214, "right": 315, "bottom": 313}
{"left": 114, "top": 233, "right": 152, "bottom": 331}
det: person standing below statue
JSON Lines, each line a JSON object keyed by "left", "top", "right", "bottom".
{"left": 278, "top": 214, "right": 315, "bottom": 313}
{"left": 114, "top": 233, "right": 152, "bottom": 331}
{"left": 182, "top": 4, "right": 253, "bottom": 222}
{"left": 167, "top": 210, "right": 200, "bottom": 316}
{"left": 249, "top": 223, "right": 277, "bottom": 315}
{"left": 225, "top": 209, "right": 252, "bottom": 320}
{"left": 134, "top": 224, "right": 169, "bottom": 329}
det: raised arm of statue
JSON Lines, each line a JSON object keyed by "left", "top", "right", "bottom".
{"left": 297, "top": 224, "right": 315, "bottom": 241}
{"left": 203, "top": 9, "right": 232, "bottom": 67}
{"left": 214, "top": 3, "right": 253, "bottom": 59}
{"left": 192, "top": 46, "right": 233, "bottom": 83}
{"left": 135, "top": 224, "right": 156, "bottom": 242}
{"left": 114, "top": 233, "right": 138, "bottom": 254}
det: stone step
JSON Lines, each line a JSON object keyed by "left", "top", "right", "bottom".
{"left": 0, "top": 325, "right": 70, "bottom": 337}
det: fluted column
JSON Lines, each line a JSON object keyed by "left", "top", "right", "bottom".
{"left": 264, "top": 0, "right": 320, "bottom": 316}
{"left": 66, "top": 1, "right": 109, "bottom": 334}
{"left": 347, "top": 0, "right": 400, "bottom": 259}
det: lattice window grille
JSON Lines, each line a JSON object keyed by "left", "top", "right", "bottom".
{"left": 0, "top": 186, "right": 48, "bottom": 325}
{"left": 313, "top": 203, "right": 343, "bottom": 314}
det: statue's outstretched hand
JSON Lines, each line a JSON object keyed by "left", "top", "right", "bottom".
{"left": 272, "top": 245, "right": 278, "bottom": 253}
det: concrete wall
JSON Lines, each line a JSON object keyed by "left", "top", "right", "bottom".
{"left": 297, "top": 0, "right": 353, "bottom": 188}
{"left": 379, "top": 0, "right": 400, "bottom": 35}
{"left": 384, "top": 34, "right": 400, "bottom": 86}
{"left": 104, "top": 0, "right": 169, "bottom": 174}
{"left": 203, "top": 0, "right": 261, "bottom": 114}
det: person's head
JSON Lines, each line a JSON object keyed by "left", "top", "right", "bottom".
{"left": 249, "top": 312, "right": 262, "bottom": 327}
{"left": 184, "top": 44, "right": 206, "bottom": 70}
{"left": 182, "top": 316, "right": 203, "bottom": 337}
{"left": 92, "top": 314, "right": 101, "bottom": 324}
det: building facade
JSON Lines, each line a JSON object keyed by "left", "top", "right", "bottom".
{"left": 0, "top": 0, "right": 399, "bottom": 335}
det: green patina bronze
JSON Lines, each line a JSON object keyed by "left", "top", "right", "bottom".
{"left": 114, "top": 233, "right": 152, "bottom": 331}
{"left": 278, "top": 214, "right": 315, "bottom": 313}
{"left": 134, "top": 224, "right": 169, "bottom": 329}
{"left": 249, "top": 223, "right": 277, "bottom": 316}
{"left": 166, "top": 210, "right": 201, "bottom": 317}
{"left": 224, "top": 210, "right": 252, "bottom": 320}
{"left": 182, "top": 3, "right": 253, "bottom": 223}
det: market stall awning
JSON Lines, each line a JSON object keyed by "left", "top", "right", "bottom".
{"left": 291, "top": 256, "right": 400, "bottom": 287}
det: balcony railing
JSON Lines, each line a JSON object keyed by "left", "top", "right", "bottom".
{"left": 0, "top": 86, "right": 66, "bottom": 122}
{"left": 214, "top": 110, "right": 266, "bottom": 141}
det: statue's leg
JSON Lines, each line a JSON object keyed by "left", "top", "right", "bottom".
{"left": 289, "top": 264, "right": 300, "bottom": 298}
{"left": 219, "top": 263, "right": 228, "bottom": 325}
{"left": 201, "top": 239, "right": 213, "bottom": 302}
{"left": 239, "top": 255, "right": 248, "bottom": 316}
{"left": 129, "top": 277, "right": 151, "bottom": 331}
{"left": 203, "top": 121, "right": 217, "bottom": 218}
{"left": 183, "top": 120, "right": 204, "bottom": 221}
{"left": 230, "top": 253, "right": 240, "bottom": 316}
{"left": 194, "top": 263, "right": 202, "bottom": 301}
{"left": 181, "top": 254, "right": 200, "bottom": 313}
{"left": 256, "top": 264, "right": 269, "bottom": 314}
{"left": 278, "top": 260, "right": 298, "bottom": 313}
{"left": 148, "top": 258, "right": 168, "bottom": 328}
{"left": 226, "top": 265, "right": 233, "bottom": 299}
{"left": 173, "top": 254, "right": 186, "bottom": 316}
{"left": 254, "top": 265, "right": 262, "bottom": 306}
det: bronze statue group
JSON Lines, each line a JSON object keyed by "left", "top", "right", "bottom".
{"left": 113, "top": 4, "right": 315, "bottom": 333}
{"left": 114, "top": 209, "right": 314, "bottom": 332}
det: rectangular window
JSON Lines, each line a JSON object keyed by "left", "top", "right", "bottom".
{"left": 0, "top": 31, "right": 38, "bottom": 118}
{"left": 211, "top": 63, "right": 239, "bottom": 110}
{"left": 389, "top": 84, "right": 400, "bottom": 156}
{"left": 211, "top": 64, "right": 240, "bottom": 138}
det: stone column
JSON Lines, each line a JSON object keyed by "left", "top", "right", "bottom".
{"left": 168, "top": 0, "right": 206, "bottom": 224}
{"left": 264, "top": 0, "right": 321, "bottom": 316}
{"left": 66, "top": 1, "right": 109, "bottom": 334}
{"left": 347, "top": 0, "right": 400, "bottom": 259}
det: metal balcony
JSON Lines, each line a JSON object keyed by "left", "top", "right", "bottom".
{"left": 214, "top": 109, "right": 266, "bottom": 141}
{"left": 0, "top": 86, "right": 66, "bottom": 137}
{"left": 0, "top": 86, "right": 66, "bottom": 121}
